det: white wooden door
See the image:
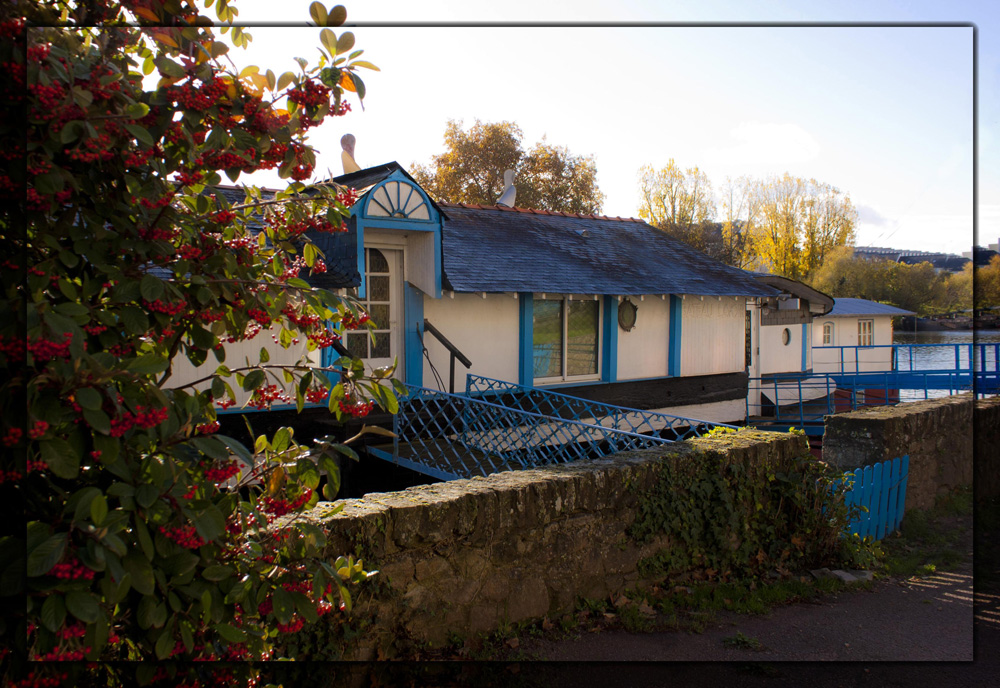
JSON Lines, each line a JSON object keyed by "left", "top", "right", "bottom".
{"left": 345, "top": 247, "right": 403, "bottom": 377}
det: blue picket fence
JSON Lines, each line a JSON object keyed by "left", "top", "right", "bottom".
{"left": 842, "top": 455, "right": 910, "bottom": 540}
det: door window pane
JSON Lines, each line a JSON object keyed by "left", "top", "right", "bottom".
{"left": 566, "top": 301, "right": 599, "bottom": 376}
{"left": 533, "top": 300, "right": 563, "bottom": 378}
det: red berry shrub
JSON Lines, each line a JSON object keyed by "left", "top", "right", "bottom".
{"left": 6, "top": 1, "right": 387, "bottom": 684}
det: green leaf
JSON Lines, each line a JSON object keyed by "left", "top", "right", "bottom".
{"left": 75, "top": 387, "right": 103, "bottom": 411}
{"left": 259, "top": 346, "right": 270, "bottom": 363}
{"left": 140, "top": 273, "right": 164, "bottom": 301}
{"left": 155, "top": 56, "right": 186, "bottom": 78}
{"left": 41, "top": 438, "right": 81, "bottom": 479}
{"left": 336, "top": 32, "right": 355, "bottom": 55}
{"left": 121, "top": 305, "right": 150, "bottom": 335}
{"left": 66, "top": 591, "right": 100, "bottom": 623}
{"left": 202, "top": 565, "right": 233, "bottom": 581}
{"left": 81, "top": 407, "right": 111, "bottom": 436}
{"left": 329, "top": 4, "right": 347, "bottom": 25}
{"left": 91, "top": 494, "right": 109, "bottom": 526}
{"left": 242, "top": 369, "right": 265, "bottom": 391}
{"left": 124, "top": 551, "right": 156, "bottom": 595}
{"left": 349, "top": 72, "right": 366, "bottom": 100}
{"left": 27, "top": 534, "right": 66, "bottom": 577}
{"left": 320, "top": 28, "right": 337, "bottom": 55}
{"left": 129, "top": 353, "right": 169, "bottom": 376}
{"left": 309, "top": 1, "right": 328, "bottom": 25}
{"left": 192, "top": 505, "right": 226, "bottom": 542}
{"left": 124, "top": 123, "right": 154, "bottom": 148}
{"left": 41, "top": 595, "right": 67, "bottom": 632}
{"left": 135, "top": 519, "right": 155, "bottom": 560}
{"left": 271, "top": 586, "right": 293, "bottom": 625}
{"left": 215, "top": 622, "right": 247, "bottom": 643}
{"left": 277, "top": 71, "right": 296, "bottom": 91}
{"left": 350, "top": 60, "right": 380, "bottom": 71}
{"left": 125, "top": 103, "right": 150, "bottom": 119}
{"left": 60, "top": 120, "right": 85, "bottom": 144}
{"left": 155, "top": 625, "right": 175, "bottom": 659}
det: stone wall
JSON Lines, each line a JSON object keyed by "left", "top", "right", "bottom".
{"left": 301, "top": 430, "right": 808, "bottom": 658}
{"left": 974, "top": 396, "right": 1000, "bottom": 501}
{"left": 822, "top": 394, "right": 987, "bottom": 510}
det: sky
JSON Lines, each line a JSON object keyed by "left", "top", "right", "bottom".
{"left": 210, "top": 0, "right": 996, "bottom": 257}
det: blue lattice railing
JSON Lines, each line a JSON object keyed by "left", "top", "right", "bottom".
{"left": 465, "top": 375, "right": 736, "bottom": 441}
{"left": 365, "top": 384, "right": 676, "bottom": 481}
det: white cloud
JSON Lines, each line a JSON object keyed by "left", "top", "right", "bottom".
{"left": 704, "top": 121, "right": 822, "bottom": 167}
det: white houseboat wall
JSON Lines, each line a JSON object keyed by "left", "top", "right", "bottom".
{"left": 746, "top": 274, "right": 835, "bottom": 414}
{"left": 166, "top": 162, "right": 781, "bottom": 426}
{"left": 812, "top": 298, "right": 914, "bottom": 373}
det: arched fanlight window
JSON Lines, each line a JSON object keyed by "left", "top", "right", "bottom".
{"left": 366, "top": 180, "right": 430, "bottom": 220}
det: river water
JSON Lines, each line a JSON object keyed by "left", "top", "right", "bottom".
{"left": 891, "top": 329, "right": 1000, "bottom": 400}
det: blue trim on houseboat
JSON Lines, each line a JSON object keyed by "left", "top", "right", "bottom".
{"left": 404, "top": 282, "right": 424, "bottom": 386}
{"left": 668, "top": 295, "right": 682, "bottom": 377}
{"left": 602, "top": 295, "right": 618, "bottom": 383}
{"left": 801, "top": 322, "right": 809, "bottom": 371}
{"left": 518, "top": 293, "right": 533, "bottom": 386}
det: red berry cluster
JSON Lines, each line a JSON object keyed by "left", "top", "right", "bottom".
{"left": 195, "top": 420, "right": 221, "bottom": 435}
{"left": 340, "top": 311, "right": 370, "bottom": 330}
{"left": 144, "top": 298, "right": 187, "bottom": 315}
{"left": 310, "top": 259, "right": 327, "bottom": 274}
{"left": 287, "top": 79, "right": 330, "bottom": 108}
{"left": 109, "top": 405, "right": 168, "bottom": 437}
{"left": 0, "top": 468, "right": 24, "bottom": 484}
{"left": 307, "top": 328, "right": 340, "bottom": 349}
{"left": 84, "top": 323, "right": 108, "bottom": 335}
{"left": 213, "top": 209, "right": 236, "bottom": 224}
{"left": 67, "top": 133, "right": 115, "bottom": 163}
{"left": 0, "top": 334, "right": 25, "bottom": 363}
{"left": 32, "top": 646, "right": 86, "bottom": 662}
{"left": 337, "top": 188, "right": 359, "bottom": 207}
{"left": 28, "top": 332, "right": 72, "bottom": 363}
{"left": 160, "top": 524, "right": 206, "bottom": 549}
{"left": 246, "top": 307, "right": 272, "bottom": 327}
{"left": 2, "top": 427, "right": 23, "bottom": 447}
{"left": 27, "top": 459, "right": 48, "bottom": 473}
{"left": 215, "top": 397, "right": 236, "bottom": 409}
{"left": 139, "top": 193, "right": 175, "bottom": 209}
{"left": 305, "top": 386, "right": 329, "bottom": 403}
{"left": 204, "top": 459, "right": 240, "bottom": 482}
{"left": 49, "top": 557, "right": 95, "bottom": 581}
{"left": 339, "top": 398, "right": 374, "bottom": 418}
{"left": 247, "top": 384, "right": 291, "bottom": 410}
{"left": 138, "top": 225, "right": 178, "bottom": 242}
{"left": 261, "top": 488, "right": 312, "bottom": 517}
{"left": 281, "top": 304, "right": 321, "bottom": 329}
{"left": 175, "top": 169, "right": 204, "bottom": 186}
{"left": 10, "top": 670, "right": 70, "bottom": 688}
{"left": 171, "top": 77, "right": 228, "bottom": 111}
{"left": 28, "top": 421, "right": 49, "bottom": 439}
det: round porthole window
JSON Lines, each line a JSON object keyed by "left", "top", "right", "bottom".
{"left": 781, "top": 327, "right": 791, "bottom": 345}
{"left": 618, "top": 299, "right": 638, "bottom": 332}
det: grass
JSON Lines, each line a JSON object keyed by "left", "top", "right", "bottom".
{"left": 880, "top": 486, "right": 972, "bottom": 579}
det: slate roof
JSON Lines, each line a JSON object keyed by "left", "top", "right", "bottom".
{"left": 827, "top": 298, "right": 914, "bottom": 317}
{"left": 437, "top": 203, "right": 777, "bottom": 297}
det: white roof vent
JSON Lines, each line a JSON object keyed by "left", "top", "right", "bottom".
{"left": 496, "top": 169, "right": 516, "bottom": 207}
{"left": 341, "top": 134, "right": 361, "bottom": 174}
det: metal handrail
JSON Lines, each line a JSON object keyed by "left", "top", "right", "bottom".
{"left": 422, "top": 320, "right": 472, "bottom": 393}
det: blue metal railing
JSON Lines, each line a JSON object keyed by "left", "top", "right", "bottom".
{"left": 466, "top": 375, "right": 735, "bottom": 441}
{"left": 366, "top": 384, "right": 676, "bottom": 481}
{"left": 814, "top": 343, "right": 1000, "bottom": 375}
{"left": 746, "top": 369, "right": 992, "bottom": 435}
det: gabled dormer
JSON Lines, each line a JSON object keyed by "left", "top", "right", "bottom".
{"left": 334, "top": 163, "right": 444, "bottom": 300}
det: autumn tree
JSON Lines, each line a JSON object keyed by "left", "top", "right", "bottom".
{"left": 717, "top": 175, "right": 762, "bottom": 270}
{"left": 808, "top": 247, "right": 951, "bottom": 315}
{"left": 7, "top": 0, "right": 394, "bottom": 683}
{"left": 976, "top": 255, "right": 1000, "bottom": 309}
{"left": 411, "top": 119, "right": 605, "bottom": 213}
{"left": 637, "top": 160, "right": 716, "bottom": 254}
